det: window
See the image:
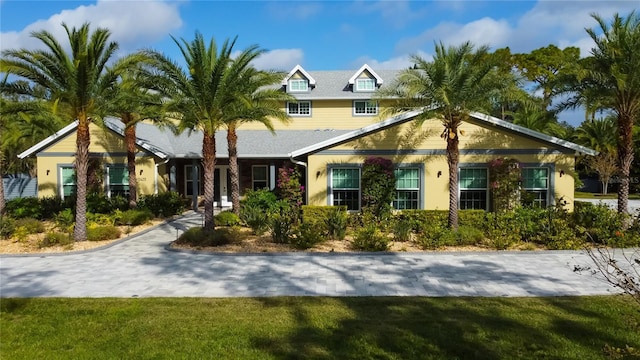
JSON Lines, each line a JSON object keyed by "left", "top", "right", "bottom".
{"left": 459, "top": 168, "right": 488, "bottom": 210}
{"left": 331, "top": 168, "right": 360, "bottom": 211}
{"left": 185, "top": 165, "right": 202, "bottom": 196}
{"left": 252, "top": 165, "right": 268, "bottom": 190}
{"left": 394, "top": 168, "right": 420, "bottom": 210}
{"left": 522, "top": 167, "right": 549, "bottom": 207}
{"left": 60, "top": 166, "right": 76, "bottom": 199}
{"left": 353, "top": 100, "right": 378, "bottom": 115}
{"left": 355, "top": 78, "right": 375, "bottom": 91}
{"left": 107, "top": 166, "right": 129, "bottom": 198}
{"left": 287, "top": 101, "right": 311, "bottom": 116}
{"left": 288, "top": 79, "right": 308, "bottom": 92}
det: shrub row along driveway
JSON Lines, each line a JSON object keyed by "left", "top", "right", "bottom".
{"left": 0, "top": 211, "right": 618, "bottom": 298}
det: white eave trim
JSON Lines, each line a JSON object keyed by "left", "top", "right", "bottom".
{"left": 289, "top": 109, "right": 422, "bottom": 158}
{"left": 103, "top": 118, "right": 168, "bottom": 159}
{"left": 18, "top": 120, "right": 79, "bottom": 159}
{"left": 281, "top": 64, "right": 316, "bottom": 86}
{"left": 469, "top": 112, "right": 598, "bottom": 156}
{"left": 348, "top": 64, "right": 384, "bottom": 86}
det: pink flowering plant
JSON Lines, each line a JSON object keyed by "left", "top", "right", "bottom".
{"left": 361, "top": 157, "right": 396, "bottom": 221}
{"left": 488, "top": 157, "right": 522, "bottom": 212}
{"left": 276, "top": 165, "right": 304, "bottom": 212}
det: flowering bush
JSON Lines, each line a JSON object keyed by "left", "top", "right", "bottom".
{"left": 361, "top": 157, "right": 396, "bottom": 221}
{"left": 488, "top": 157, "right": 521, "bottom": 212}
{"left": 276, "top": 165, "right": 304, "bottom": 223}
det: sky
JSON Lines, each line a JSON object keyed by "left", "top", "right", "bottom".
{"left": 0, "top": 0, "right": 637, "bottom": 125}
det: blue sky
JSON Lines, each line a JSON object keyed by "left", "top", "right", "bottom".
{"left": 1, "top": 0, "right": 637, "bottom": 125}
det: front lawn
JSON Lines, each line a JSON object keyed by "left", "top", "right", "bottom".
{"left": 1, "top": 296, "right": 638, "bottom": 359}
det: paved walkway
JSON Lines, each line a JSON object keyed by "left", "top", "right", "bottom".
{"left": 0, "top": 211, "right": 622, "bottom": 298}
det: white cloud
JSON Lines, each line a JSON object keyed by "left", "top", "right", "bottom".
{"left": 396, "top": 17, "right": 512, "bottom": 54}
{"left": 362, "top": 0, "right": 430, "bottom": 29}
{"left": 0, "top": 0, "right": 183, "bottom": 53}
{"left": 350, "top": 50, "right": 432, "bottom": 70}
{"left": 253, "top": 49, "right": 304, "bottom": 71}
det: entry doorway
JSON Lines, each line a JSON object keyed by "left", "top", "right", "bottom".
{"left": 214, "top": 166, "right": 232, "bottom": 208}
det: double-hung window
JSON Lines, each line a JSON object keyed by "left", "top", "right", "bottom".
{"left": 185, "top": 165, "right": 202, "bottom": 196}
{"left": 394, "top": 168, "right": 420, "bottom": 210}
{"left": 459, "top": 168, "right": 488, "bottom": 210}
{"left": 355, "top": 78, "right": 375, "bottom": 92}
{"left": 252, "top": 165, "right": 268, "bottom": 190}
{"left": 331, "top": 168, "right": 360, "bottom": 211}
{"left": 522, "top": 167, "right": 549, "bottom": 207}
{"left": 287, "top": 101, "right": 311, "bottom": 116}
{"left": 107, "top": 165, "right": 129, "bottom": 198}
{"left": 353, "top": 100, "right": 378, "bottom": 115}
{"left": 60, "top": 166, "right": 76, "bottom": 199}
{"left": 288, "top": 79, "right": 308, "bottom": 92}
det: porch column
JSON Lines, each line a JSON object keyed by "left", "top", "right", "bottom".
{"left": 191, "top": 159, "right": 199, "bottom": 211}
{"left": 269, "top": 163, "right": 276, "bottom": 191}
{"left": 169, "top": 164, "right": 176, "bottom": 192}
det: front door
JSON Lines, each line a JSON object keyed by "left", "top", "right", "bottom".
{"left": 214, "top": 166, "right": 232, "bottom": 208}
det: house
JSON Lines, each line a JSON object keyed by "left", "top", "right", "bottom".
{"left": 18, "top": 64, "right": 596, "bottom": 211}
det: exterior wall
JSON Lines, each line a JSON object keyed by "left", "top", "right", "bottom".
{"left": 306, "top": 118, "right": 578, "bottom": 211}
{"left": 35, "top": 123, "right": 161, "bottom": 198}
{"left": 241, "top": 99, "right": 388, "bottom": 131}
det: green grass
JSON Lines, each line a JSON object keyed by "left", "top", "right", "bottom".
{"left": 575, "top": 191, "right": 640, "bottom": 199}
{"left": 1, "top": 296, "right": 639, "bottom": 359}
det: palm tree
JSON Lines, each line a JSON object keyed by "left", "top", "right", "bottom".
{"left": 575, "top": 116, "right": 617, "bottom": 154}
{"left": 1, "top": 23, "right": 121, "bottom": 240}
{"left": 224, "top": 68, "right": 292, "bottom": 215}
{"left": 145, "top": 33, "right": 263, "bottom": 231}
{"left": 105, "top": 65, "right": 165, "bottom": 208}
{"left": 380, "top": 41, "right": 496, "bottom": 229}
{"left": 581, "top": 12, "right": 640, "bottom": 214}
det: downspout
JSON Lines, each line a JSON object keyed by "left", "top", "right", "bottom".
{"left": 155, "top": 158, "right": 170, "bottom": 195}
{"left": 289, "top": 153, "right": 308, "bottom": 205}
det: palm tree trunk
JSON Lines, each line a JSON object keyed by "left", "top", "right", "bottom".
{"left": 0, "top": 151, "right": 5, "bottom": 216}
{"left": 617, "top": 114, "right": 634, "bottom": 215}
{"left": 447, "top": 129, "right": 460, "bottom": 230}
{"left": 202, "top": 130, "right": 216, "bottom": 231}
{"left": 227, "top": 126, "right": 240, "bottom": 216}
{"left": 73, "top": 116, "right": 90, "bottom": 241}
{"left": 123, "top": 113, "right": 137, "bottom": 208}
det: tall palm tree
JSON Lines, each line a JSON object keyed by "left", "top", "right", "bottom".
{"left": 380, "top": 41, "right": 495, "bottom": 229}
{"left": 575, "top": 116, "right": 617, "bottom": 154}
{"left": 581, "top": 12, "right": 640, "bottom": 214}
{"left": 224, "top": 68, "right": 292, "bottom": 215}
{"left": 145, "top": 33, "right": 263, "bottom": 231}
{"left": 105, "top": 65, "right": 165, "bottom": 208}
{"left": 1, "top": 23, "right": 121, "bottom": 240}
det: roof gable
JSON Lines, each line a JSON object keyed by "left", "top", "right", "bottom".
{"left": 348, "top": 64, "right": 384, "bottom": 86}
{"left": 281, "top": 64, "right": 316, "bottom": 87}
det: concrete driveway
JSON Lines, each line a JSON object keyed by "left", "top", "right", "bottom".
{"left": 0, "top": 211, "right": 621, "bottom": 298}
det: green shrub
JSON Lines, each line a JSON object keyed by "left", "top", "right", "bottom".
{"left": 39, "top": 196, "right": 66, "bottom": 220}
{"left": 399, "top": 210, "right": 447, "bottom": 233}
{"left": 270, "top": 210, "right": 296, "bottom": 244}
{"left": 326, "top": 206, "right": 348, "bottom": 240}
{"left": 455, "top": 225, "right": 485, "bottom": 246}
{"left": 214, "top": 211, "right": 242, "bottom": 227}
{"left": 458, "top": 210, "right": 486, "bottom": 228}
{"left": 115, "top": 209, "right": 154, "bottom": 226}
{"left": 352, "top": 224, "right": 389, "bottom": 251}
{"left": 513, "top": 207, "right": 547, "bottom": 243}
{"left": 86, "top": 193, "right": 116, "bottom": 214}
{"left": 175, "top": 227, "right": 234, "bottom": 247}
{"left": 5, "top": 197, "right": 41, "bottom": 219}
{"left": 291, "top": 221, "right": 325, "bottom": 249}
{"left": 86, "top": 226, "right": 121, "bottom": 241}
{"left": 14, "top": 218, "right": 45, "bottom": 234}
{"left": 0, "top": 217, "right": 16, "bottom": 239}
{"left": 38, "top": 232, "right": 73, "bottom": 248}
{"left": 240, "top": 205, "right": 270, "bottom": 235}
{"left": 241, "top": 188, "right": 277, "bottom": 212}
{"left": 54, "top": 209, "right": 75, "bottom": 233}
{"left": 483, "top": 212, "right": 520, "bottom": 250}
{"left": 87, "top": 213, "right": 116, "bottom": 226}
{"left": 139, "top": 192, "right": 185, "bottom": 217}
{"left": 392, "top": 215, "right": 413, "bottom": 242}
{"left": 574, "top": 202, "right": 626, "bottom": 245}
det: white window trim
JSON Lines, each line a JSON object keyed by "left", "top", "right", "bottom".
{"left": 355, "top": 78, "right": 376, "bottom": 92}
{"left": 521, "top": 167, "right": 550, "bottom": 206}
{"left": 286, "top": 101, "right": 311, "bottom": 117}
{"left": 288, "top": 79, "right": 309, "bottom": 92}
{"left": 458, "top": 167, "right": 489, "bottom": 210}
{"left": 59, "top": 165, "right": 76, "bottom": 199}
{"left": 328, "top": 166, "right": 361, "bottom": 211}
{"left": 353, "top": 100, "right": 378, "bottom": 116}
{"left": 252, "top": 165, "right": 269, "bottom": 190}
{"left": 394, "top": 166, "right": 422, "bottom": 210}
{"left": 105, "top": 165, "right": 129, "bottom": 199}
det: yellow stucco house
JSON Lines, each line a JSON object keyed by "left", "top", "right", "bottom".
{"left": 19, "top": 64, "right": 596, "bottom": 211}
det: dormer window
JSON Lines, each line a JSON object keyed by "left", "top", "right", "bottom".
{"left": 355, "top": 78, "right": 376, "bottom": 92}
{"left": 288, "top": 79, "right": 309, "bottom": 92}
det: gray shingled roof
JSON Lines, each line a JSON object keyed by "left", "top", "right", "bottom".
{"left": 282, "top": 69, "right": 401, "bottom": 100}
{"left": 105, "top": 118, "right": 351, "bottom": 159}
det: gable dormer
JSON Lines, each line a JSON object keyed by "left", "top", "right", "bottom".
{"left": 282, "top": 65, "right": 316, "bottom": 93}
{"left": 349, "top": 64, "right": 383, "bottom": 92}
